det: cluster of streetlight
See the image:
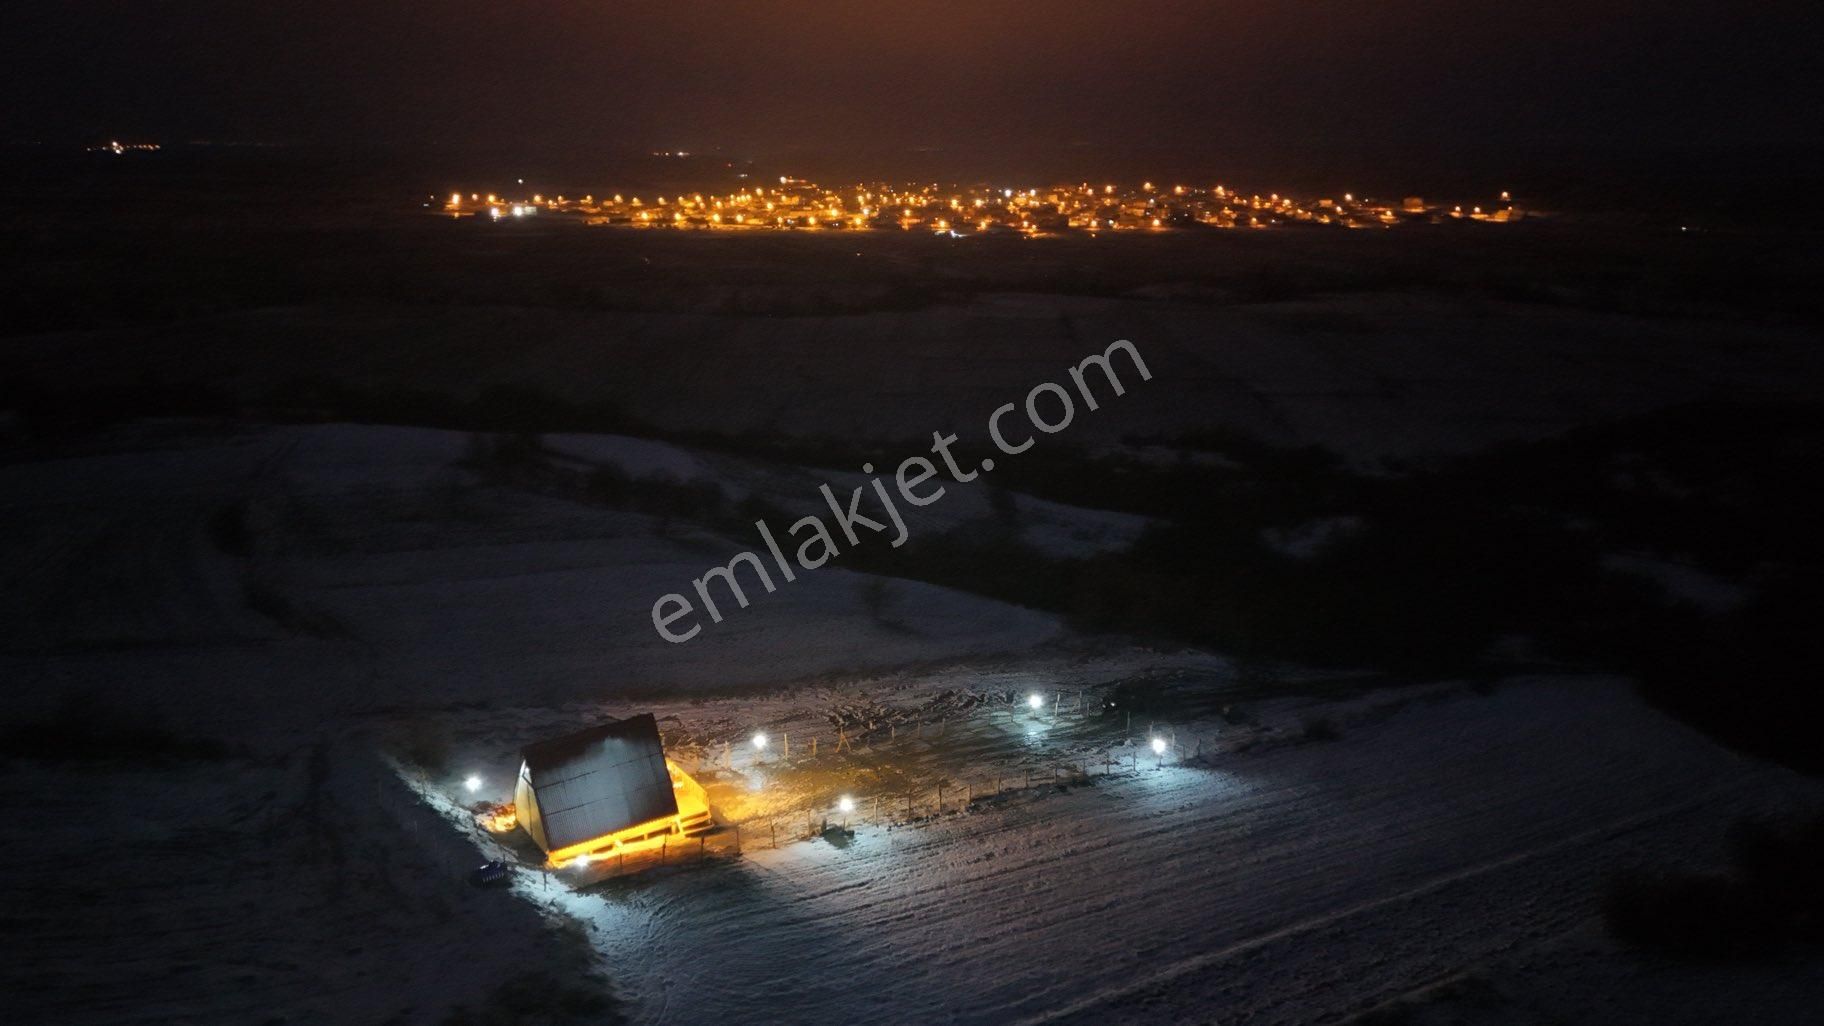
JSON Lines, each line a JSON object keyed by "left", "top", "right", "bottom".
{"left": 441, "top": 180, "right": 1520, "bottom": 234}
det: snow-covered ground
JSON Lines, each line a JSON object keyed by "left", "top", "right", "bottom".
{"left": 0, "top": 420, "right": 1083, "bottom": 1024}
{"left": 5, "top": 421, "right": 1821, "bottom": 1025}
{"left": 0, "top": 421, "right": 1078, "bottom": 719}
{"left": 543, "top": 430, "right": 1151, "bottom": 559}
{"left": 474, "top": 677, "right": 1824, "bottom": 1025}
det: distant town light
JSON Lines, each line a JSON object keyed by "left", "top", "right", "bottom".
{"left": 1027, "top": 692, "right": 1045, "bottom": 711}
{"left": 838, "top": 795, "right": 856, "bottom": 814}
{"left": 464, "top": 774, "right": 483, "bottom": 793}
{"left": 1150, "top": 737, "right": 1167, "bottom": 756}
{"left": 752, "top": 731, "right": 768, "bottom": 751}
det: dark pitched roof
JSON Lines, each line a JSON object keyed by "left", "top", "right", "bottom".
{"left": 521, "top": 714, "right": 664, "bottom": 772}
{"left": 517, "top": 713, "right": 678, "bottom": 850}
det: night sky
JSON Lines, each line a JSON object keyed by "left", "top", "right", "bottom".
{"left": 8, "top": 2, "right": 1823, "bottom": 170}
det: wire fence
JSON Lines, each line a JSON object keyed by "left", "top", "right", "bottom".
{"left": 450, "top": 690, "right": 1257, "bottom": 886}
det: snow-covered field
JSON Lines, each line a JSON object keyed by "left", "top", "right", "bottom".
{"left": 4, "top": 420, "right": 1821, "bottom": 1024}
{"left": 0, "top": 420, "right": 1085, "bottom": 1024}
{"left": 436, "top": 676, "right": 1823, "bottom": 1025}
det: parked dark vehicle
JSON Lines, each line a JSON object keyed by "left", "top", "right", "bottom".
{"left": 1101, "top": 678, "right": 1166, "bottom": 718}
{"left": 469, "top": 860, "right": 513, "bottom": 888}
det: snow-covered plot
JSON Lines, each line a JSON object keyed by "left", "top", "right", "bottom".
{"left": 7, "top": 421, "right": 1821, "bottom": 1024}
{"left": 0, "top": 738, "right": 612, "bottom": 1025}
{"left": 481, "top": 679, "right": 1822, "bottom": 1025}
{"left": 543, "top": 428, "right": 1151, "bottom": 560}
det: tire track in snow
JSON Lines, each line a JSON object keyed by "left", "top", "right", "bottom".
{"left": 1010, "top": 777, "right": 1757, "bottom": 1024}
